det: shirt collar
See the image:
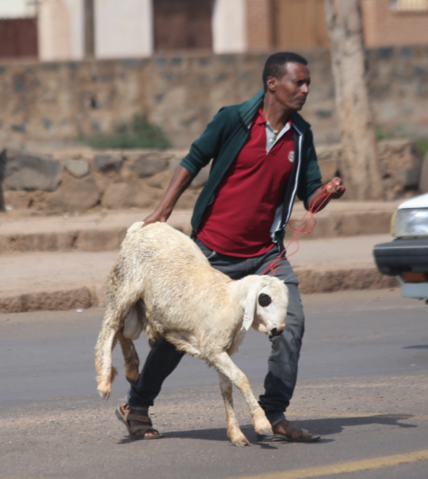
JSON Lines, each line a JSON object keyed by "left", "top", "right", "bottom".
{"left": 254, "top": 108, "right": 292, "bottom": 130}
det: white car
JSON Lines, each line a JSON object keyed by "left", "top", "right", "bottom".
{"left": 373, "top": 193, "right": 428, "bottom": 301}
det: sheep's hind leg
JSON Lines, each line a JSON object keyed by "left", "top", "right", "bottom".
{"left": 213, "top": 352, "right": 273, "bottom": 442}
{"left": 117, "top": 330, "right": 140, "bottom": 386}
{"left": 218, "top": 372, "right": 250, "bottom": 447}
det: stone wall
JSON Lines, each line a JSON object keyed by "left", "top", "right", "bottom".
{"left": 0, "top": 46, "right": 427, "bottom": 151}
{"left": 0, "top": 148, "right": 203, "bottom": 214}
{"left": 0, "top": 139, "right": 422, "bottom": 215}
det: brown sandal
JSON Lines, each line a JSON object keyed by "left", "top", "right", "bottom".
{"left": 257, "top": 419, "right": 320, "bottom": 443}
{"left": 115, "top": 403, "right": 163, "bottom": 440}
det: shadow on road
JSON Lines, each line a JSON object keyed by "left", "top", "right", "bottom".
{"left": 403, "top": 344, "right": 428, "bottom": 349}
{"left": 116, "top": 414, "right": 415, "bottom": 445}
{"left": 297, "top": 413, "right": 416, "bottom": 437}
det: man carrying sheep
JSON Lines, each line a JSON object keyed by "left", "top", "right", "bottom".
{"left": 116, "top": 52, "right": 345, "bottom": 441}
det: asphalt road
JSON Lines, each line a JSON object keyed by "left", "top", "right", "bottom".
{"left": 1, "top": 288, "right": 427, "bottom": 479}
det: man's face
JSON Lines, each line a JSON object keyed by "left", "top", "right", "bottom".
{"left": 267, "top": 62, "right": 311, "bottom": 112}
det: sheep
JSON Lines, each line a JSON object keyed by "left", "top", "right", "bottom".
{"left": 95, "top": 221, "right": 289, "bottom": 446}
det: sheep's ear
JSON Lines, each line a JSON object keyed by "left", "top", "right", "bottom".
{"left": 242, "top": 284, "right": 259, "bottom": 331}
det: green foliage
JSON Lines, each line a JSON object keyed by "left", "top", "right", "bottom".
{"left": 77, "top": 115, "right": 172, "bottom": 150}
{"left": 415, "top": 137, "right": 428, "bottom": 160}
{"left": 375, "top": 125, "right": 404, "bottom": 142}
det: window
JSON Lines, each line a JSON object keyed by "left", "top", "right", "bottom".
{"left": 391, "top": 0, "right": 428, "bottom": 11}
{"left": 153, "top": 0, "right": 213, "bottom": 51}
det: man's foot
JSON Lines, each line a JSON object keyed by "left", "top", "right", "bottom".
{"left": 271, "top": 418, "right": 320, "bottom": 442}
{"left": 115, "top": 403, "right": 163, "bottom": 440}
{"left": 257, "top": 418, "right": 320, "bottom": 443}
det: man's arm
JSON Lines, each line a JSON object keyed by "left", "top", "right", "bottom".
{"left": 143, "top": 166, "right": 194, "bottom": 225}
{"left": 143, "top": 107, "right": 235, "bottom": 226}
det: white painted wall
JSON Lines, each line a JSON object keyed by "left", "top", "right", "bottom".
{"left": 65, "top": 0, "right": 84, "bottom": 59}
{"left": 0, "top": 0, "right": 36, "bottom": 17}
{"left": 212, "top": 0, "right": 247, "bottom": 53}
{"left": 36, "top": 0, "right": 248, "bottom": 62}
{"left": 38, "top": 0, "right": 84, "bottom": 61}
{"left": 95, "top": 0, "right": 153, "bottom": 59}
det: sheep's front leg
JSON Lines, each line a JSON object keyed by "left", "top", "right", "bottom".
{"left": 213, "top": 352, "right": 273, "bottom": 443}
{"left": 95, "top": 321, "right": 119, "bottom": 400}
{"left": 117, "top": 330, "right": 140, "bottom": 386}
{"left": 218, "top": 372, "right": 250, "bottom": 447}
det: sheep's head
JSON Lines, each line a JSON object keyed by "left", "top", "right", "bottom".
{"left": 241, "top": 276, "right": 289, "bottom": 336}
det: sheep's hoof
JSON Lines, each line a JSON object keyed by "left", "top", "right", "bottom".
{"left": 98, "top": 389, "right": 111, "bottom": 401}
{"left": 257, "top": 427, "right": 273, "bottom": 437}
{"left": 232, "top": 436, "right": 251, "bottom": 447}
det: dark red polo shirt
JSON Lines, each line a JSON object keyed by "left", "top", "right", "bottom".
{"left": 197, "top": 109, "right": 295, "bottom": 257}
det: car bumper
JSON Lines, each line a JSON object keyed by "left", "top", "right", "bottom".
{"left": 373, "top": 238, "right": 428, "bottom": 299}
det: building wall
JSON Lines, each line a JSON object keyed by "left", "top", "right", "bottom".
{"left": 0, "top": 0, "right": 36, "bottom": 18}
{"left": 362, "top": 0, "right": 428, "bottom": 47}
{"left": 38, "top": 0, "right": 84, "bottom": 61}
{"left": 272, "top": 0, "right": 329, "bottom": 50}
{"left": 95, "top": 0, "right": 153, "bottom": 58}
{"left": 1, "top": 47, "right": 427, "bottom": 150}
{"left": 212, "top": 0, "right": 247, "bottom": 53}
{"left": 246, "top": 0, "right": 273, "bottom": 51}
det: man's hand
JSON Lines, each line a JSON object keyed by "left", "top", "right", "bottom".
{"left": 142, "top": 209, "right": 169, "bottom": 227}
{"left": 324, "top": 177, "right": 345, "bottom": 199}
{"left": 308, "top": 177, "right": 346, "bottom": 212}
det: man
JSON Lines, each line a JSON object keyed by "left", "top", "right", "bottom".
{"left": 115, "top": 52, "right": 345, "bottom": 441}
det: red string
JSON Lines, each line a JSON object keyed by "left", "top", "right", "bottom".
{"left": 260, "top": 187, "right": 333, "bottom": 276}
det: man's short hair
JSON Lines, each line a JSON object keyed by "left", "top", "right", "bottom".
{"left": 262, "top": 52, "right": 308, "bottom": 91}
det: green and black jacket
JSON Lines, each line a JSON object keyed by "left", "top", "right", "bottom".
{"left": 180, "top": 91, "right": 323, "bottom": 250}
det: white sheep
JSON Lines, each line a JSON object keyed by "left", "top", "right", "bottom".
{"left": 95, "top": 221, "right": 289, "bottom": 446}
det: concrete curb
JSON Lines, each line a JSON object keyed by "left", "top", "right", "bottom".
{"left": 0, "top": 211, "right": 393, "bottom": 254}
{"left": 295, "top": 266, "right": 398, "bottom": 294}
{"left": 0, "top": 225, "right": 193, "bottom": 254}
{"left": 0, "top": 283, "right": 107, "bottom": 314}
{"left": 0, "top": 268, "right": 398, "bottom": 314}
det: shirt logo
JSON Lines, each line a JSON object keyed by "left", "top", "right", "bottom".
{"left": 288, "top": 151, "right": 294, "bottom": 163}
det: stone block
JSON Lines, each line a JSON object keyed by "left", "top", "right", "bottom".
{"left": 1, "top": 148, "right": 63, "bottom": 191}
{"left": 101, "top": 182, "right": 161, "bottom": 209}
{"left": 93, "top": 154, "right": 123, "bottom": 173}
{"left": 3, "top": 190, "right": 37, "bottom": 209}
{"left": 48, "top": 175, "right": 100, "bottom": 212}
{"left": 146, "top": 170, "right": 172, "bottom": 189}
{"left": 130, "top": 158, "right": 169, "bottom": 178}
{"left": 65, "top": 158, "right": 89, "bottom": 178}
{"left": 378, "top": 139, "right": 418, "bottom": 172}
{"left": 393, "top": 167, "right": 420, "bottom": 188}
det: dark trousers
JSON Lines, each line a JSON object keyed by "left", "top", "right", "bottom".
{"left": 126, "top": 238, "right": 305, "bottom": 424}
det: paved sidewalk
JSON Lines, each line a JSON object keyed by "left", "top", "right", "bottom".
{"left": 0, "top": 201, "right": 400, "bottom": 254}
{"left": 0, "top": 202, "right": 399, "bottom": 313}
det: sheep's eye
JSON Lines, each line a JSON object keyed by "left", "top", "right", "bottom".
{"left": 258, "top": 293, "right": 272, "bottom": 307}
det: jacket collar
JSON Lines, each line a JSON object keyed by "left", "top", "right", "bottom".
{"left": 238, "top": 90, "right": 311, "bottom": 135}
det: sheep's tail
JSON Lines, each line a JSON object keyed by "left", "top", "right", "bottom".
{"left": 95, "top": 251, "right": 143, "bottom": 399}
{"left": 94, "top": 305, "right": 120, "bottom": 400}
